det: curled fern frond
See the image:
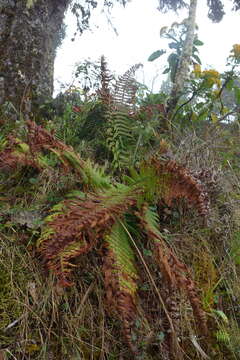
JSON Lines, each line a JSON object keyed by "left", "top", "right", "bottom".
{"left": 38, "top": 185, "right": 137, "bottom": 286}
{"left": 103, "top": 221, "right": 138, "bottom": 354}
{"left": 148, "top": 157, "right": 210, "bottom": 217}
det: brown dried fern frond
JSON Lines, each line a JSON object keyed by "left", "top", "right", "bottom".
{"left": 156, "top": 245, "right": 208, "bottom": 335}
{"left": 26, "top": 120, "right": 71, "bottom": 154}
{"left": 38, "top": 186, "right": 137, "bottom": 287}
{"left": 137, "top": 204, "right": 208, "bottom": 336}
{"left": 0, "top": 121, "right": 77, "bottom": 173}
{"left": 112, "top": 63, "right": 142, "bottom": 109}
{"left": 0, "top": 135, "right": 42, "bottom": 171}
{"left": 97, "top": 55, "right": 113, "bottom": 105}
{"left": 149, "top": 157, "right": 210, "bottom": 217}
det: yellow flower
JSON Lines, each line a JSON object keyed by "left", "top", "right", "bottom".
{"left": 194, "top": 64, "right": 201, "bottom": 72}
{"left": 232, "top": 44, "right": 240, "bottom": 59}
{"left": 201, "top": 69, "right": 221, "bottom": 88}
{"left": 202, "top": 69, "right": 220, "bottom": 78}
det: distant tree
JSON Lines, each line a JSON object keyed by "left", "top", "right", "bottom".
{"left": 158, "top": 0, "right": 240, "bottom": 22}
{"left": 168, "top": 0, "right": 197, "bottom": 111}
{"left": 0, "top": 0, "right": 128, "bottom": 119}
{"left": 157, "top": 0, "right": 240, "bottom": 112}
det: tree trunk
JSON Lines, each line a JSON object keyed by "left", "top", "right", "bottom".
{"left": 0, "top": 0, "right": 70, "bottom": 118}
{"left": 168, "top": 0, "right": 198, "bottom": 113}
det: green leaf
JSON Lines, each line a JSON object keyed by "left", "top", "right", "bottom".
{"left": 226, "top": 79, "right": 234, "bottom": 91}
{"left": 26, "top": 0, "right": 37, "bottom": 8}
{"left": 148, "top": 50, "right": 166, "bottom": 62}
{"left": 192, "top": 54, "right": 202, "bottom": 65}
{"left": 198, "top": 111, "right": 208, "bottom": 122}
{"left": 162, "top": 68, "right": 170, "bottom": 74}
{"left": 192, "top": 46, "right": 199, "bottom": 54}
{"left": 212, "top": 309, "right": 229, "bottom": 324}
{"left": 210, "top": 113, "right": 218, "bottom": 123}
{"left": 169, "top": 42, "right": 178, "bottom": 49}
{"left": 194, "top": 39, "right": 204, "bottom": 46}
{"left": 17, "top": 142, "right": 30, "bottom": 153}
{"left": 167, "top": 53, "right": 178, "bottom": 67}
{"left": 65, "top": 190, "right": 86, "bottom": 199}
{"left": 105, "top": 221, "right": 138, "bottom": 294}
{"left": 234, "top": 86, "right": 240, "bottom": 105}
{"left": 29, "top": 177, "right": 38, "bottom": 185}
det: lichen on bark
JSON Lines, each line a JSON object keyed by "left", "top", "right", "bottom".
{"left": 0, "top": 0, "right": 70, "bottom": 118}
{"left": 168, "top": 0, "right": 198, "bottom": 113}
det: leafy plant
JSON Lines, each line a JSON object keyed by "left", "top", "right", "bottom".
{"left": 148, "top": 21, "right": 203, "bottom": 82}
{"left": 0, "top": 121, "right": 210, "bottom": 357}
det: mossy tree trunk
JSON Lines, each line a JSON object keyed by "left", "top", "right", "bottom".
{"left": 168, "top": 0, "right": 198, "bottom": 113}
{"left": 0, "top": 0, "right": 70, "bottom": 118}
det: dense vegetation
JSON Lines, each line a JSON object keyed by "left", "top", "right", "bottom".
{"left": 1, "top": 3, "right": 240, "bottom": 360}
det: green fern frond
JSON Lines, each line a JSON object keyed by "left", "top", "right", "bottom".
{"left": 80, "top": 159, "right": 112, "bottom": 190}
{"left": 106, "top": 110, "right": 134, "bottom": 169}
{"left": 50, "top": 148, "right": 111, "bottom": 190}
{"left": 105, "top": 221, "right": 138, "bottom": 294}
{"left": 128, "top": 163, "right": 160, "bottom": 204}
{"left": 103, "top": 221, "right": 138, "bottom": 353}
{"left": 140, "top": 205, "right": 162, "bottom": 240}
{"left": 0, "top": 136, "right": 7, "bottom": 152}
{"left": 215, "top": 329, "right": 231, "bottom": 344}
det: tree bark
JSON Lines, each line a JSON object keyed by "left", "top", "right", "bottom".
{"left": 168, "top": 0, "right": 198, "bottom": 113}
{"left": 0, "top": 0, "right": 70, "bottom": 118}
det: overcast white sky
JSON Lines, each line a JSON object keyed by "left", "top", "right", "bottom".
{"left": 54, "top": 0, "right": 240, "bottom": 94}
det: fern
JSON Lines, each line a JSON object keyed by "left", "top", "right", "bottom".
{"left": 0, "top": 121, "right": 212, "bottom": 354}
{"left": 138, "top": 204, "right": 208, "bottom": 335}
{"left": 103, "top": 221, "right": 138, "bottom": 353}
{"left": 38, "top": 185, "right": 137, "bottom": 286}
{"left": 112, "top": 64, "right": 142, "bottom": 109}
{"left": 149, "top": 157, "right": 210, "bottom": 217}
{"left": 106, "top": 110, "right": 134, "bottom": 169}
{"left": 97, "top": 55, "right": 113, "bottom": 105}
{"left": 100, "top": 62, "right": 142, "bottom": 170}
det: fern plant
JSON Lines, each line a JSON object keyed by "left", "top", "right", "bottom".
{"left": 0, "top": 121, "right": 210, "bottom": 357}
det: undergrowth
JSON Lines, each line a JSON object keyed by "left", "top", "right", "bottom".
{"left": 1, "top": 58, "right": 240, "bottom": 359}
